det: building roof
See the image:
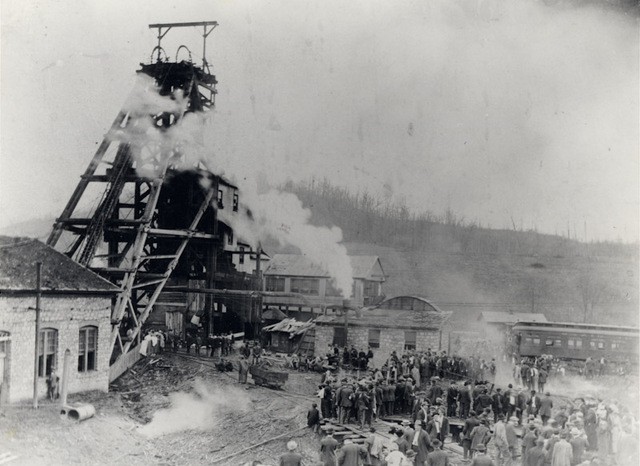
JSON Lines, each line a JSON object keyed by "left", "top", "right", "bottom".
{"left": 0, "top": 236, "right": 118, "bottom": 293}
{"left": 262, "top": 308, "right": 287, "bottom": 321}
{"left": 264, "top": 254, "right": 385, "bottom": 280}
{"left": 319, "top": 307, "right": 451, "bottom": 331}
{"left": 373, "top": 295, "right": 446, "bottom": 313}
{"left": 479, "top": 311, "right": 548, "bottom": 325}
{"left": 263, "top": 318, "right": 316, "bottom": 337}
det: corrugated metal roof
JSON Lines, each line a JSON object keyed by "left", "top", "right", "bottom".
{"left": 264, "top": 254, "right": 384, "bottom": 279}
{"left": 0, "top": 236, "right": 117, "bottom": 292}
{"left": 479, "top": 311, "right": 548, "bottom": 324}
{"left": 262, "top": 308, "right": 287, "bottom": 321}
{"left": 263, "top": 318, "right": 316, "bottom": 337}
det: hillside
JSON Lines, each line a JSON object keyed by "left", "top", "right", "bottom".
{"left": 283, "top": 180, "right": 640, "bottom": 328}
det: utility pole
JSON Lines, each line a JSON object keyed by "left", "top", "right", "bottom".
{"left": 255, "top": 245, "right": 263, "bottom": 340}
{"left": 33, "top": 262, "right": 42, "bottom": 409}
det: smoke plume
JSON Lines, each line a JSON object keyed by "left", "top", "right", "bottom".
{"left": 138, "top": 380, "right": 252, "bottom": 438}
{"left": 116, "top": 73, "right": 354, "bottom": 296}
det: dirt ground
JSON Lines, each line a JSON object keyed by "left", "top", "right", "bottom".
{"left": 0, "top": 352, "right": 323, "bottom": 465}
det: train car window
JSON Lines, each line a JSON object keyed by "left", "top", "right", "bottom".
{"left": 576, "top": 339, "right": 582, "bottom": 348}
{"left": 555, "top": 339, "right": 562, "bottom": 346}
{"left": 545, "top": 339, "right": 553, "bottom": 346}
{"left": 597, "top": 342, "right": 605, "bottom": 350}
{"left": 590, "top": 341, "right": 596, "bottom": 348}
{"left": 525, "top": 337, "right": 532, "bottom": 345}
{"left": 533, "top": 338, "right": 540, "bottom": 345}
{"left": 568, "top": 339, "right": 575, "bottom": 347}
{"left": 611, "top": 342, "right": 618, "bottom": 349}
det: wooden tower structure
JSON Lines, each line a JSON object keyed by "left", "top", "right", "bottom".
{"left": 47, "top": 22, "right": 259, "bottom": 366}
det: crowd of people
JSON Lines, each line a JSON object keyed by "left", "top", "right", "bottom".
{"left": 301, "top": 347, "right": 638, "bottom": 465}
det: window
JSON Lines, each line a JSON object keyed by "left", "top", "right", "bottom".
{"left": 545, "top": 339, "right": 554, "bottom": 346}
{"left": 290, "top": 278, "right": 319, "bottom": 296}
{"left": 239, "top": 246, "right": 245, "bottom": 265}
{"left": 232, "top": 193, "right": 239, "bottom": 212}
{"left": 597, "top": 342, "right": 605, "bottom": 350}
{"left": 227, "top": 230, "right": 233, "bottom": 245}
{"left": 38, "top": 328, "right": 58, "bottom": 377}
{"left": 265, "top": 276, "right": 285, "bottom": 292}
{"left": 217, "top": 190, "right": 224, "bottom": 209}
{"left": 525, "top": 337, "right": 533, "bottom": 345}
{"left": 611, "top": 342, "right": 618, "bottom": 350}
{"left": 590, "top": 341, "right": 596, "bottom": 349}
{"left": 325, "top": 280, "right": 342, "bottom": 297}
{"left": 333, "top": 327, "right": 347, "bottom": 348}
{"left": 368, "top": 329, "right": 381, "bottom": 349}
{"left": 533, "top": 338, "right": 540, "bottom": 345}
{"left": 568, "top": 339, "right": 575, "bottom": 347}
{"left": 555, "top": 339, "right": 562, "bottom": 347}
{"left": 78, "top": 326, "right": 97, "bottom": 372}
{"left": 404, "top": 331, "right": 417, "bottom": 350}
{"left": 575, "top": 339, "right": 582, "bottom": 348}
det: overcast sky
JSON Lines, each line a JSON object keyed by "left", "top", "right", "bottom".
{"left": 1, "top": 0, "right": 638, "bottom": 242}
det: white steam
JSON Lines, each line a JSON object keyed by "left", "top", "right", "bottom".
{"left": 138, "top": 380, "right": 252, "bottom": 438}
{"left": 115, "top": 73, "right": 354, "bottom": 296}
{"left": 219, "top": 189, "right": 354, "bottom": 296}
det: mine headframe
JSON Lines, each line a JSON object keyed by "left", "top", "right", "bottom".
{"left": 47, "top": 22, "right": 223, "bottom": 365}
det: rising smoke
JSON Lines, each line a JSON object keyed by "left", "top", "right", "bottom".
{"left": 115, "top": 73, "right": 354, "bottom": 296}
{"left": 138, "top": 379, "right": 252, "bottom": 438}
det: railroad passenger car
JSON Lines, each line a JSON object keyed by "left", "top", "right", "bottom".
{"left": 512, "top": 321, "right": 639, "bottom": 362}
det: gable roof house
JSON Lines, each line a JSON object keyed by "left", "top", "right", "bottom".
{"left": 0, "top": 236, "right": 118, "bottom": 404}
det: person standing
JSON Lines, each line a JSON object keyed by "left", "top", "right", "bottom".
{"left": 494, "top": 414, "right": 511, "bottom": 466}
{"left": 321, "top": 428, "right": 340, "bottom": 466}
{"left": 525, "top": 438, "right": 547, "bottom": 466}
{"left": 550, "top": 432, "right": 573, "bottom": 466}
{"left": 411, "top": 420, "right": 433, "bottom": 466}
{"left": 459, "top": 382, "right": 472, "bottom": 419}
{"left": 471, "top": 444, "right": 496, "bottom": 466}
{"left": 470, "top": 419, "right": 492, "bottom": 458}
{"left": 308, "top": 402, "right": 321, "bottom": 434}
{"left": 337, "top": 438, "right": 367, "bottom": 466}
{"left": 462, "top": 411, "right": 480, "bottom": 460}
{"left": 280, "top": 440, "right": 303, "bottom": 466}
{"left": 539, "top": 392, "right": 553, "bottom": 426}
{"left": 238, "top": 355, "right": 250, "bottom": 384}
{"left": 492, "top": 388, "right": 505, "bottom": 423}
{"left": 447, "top": 381, "right": 459, "bottom": 418}
{"left": 425, "top": 439, "right": 449, "bottom": 466}
{"left": 506, "top": 416, "right": 519, "bottom": 464}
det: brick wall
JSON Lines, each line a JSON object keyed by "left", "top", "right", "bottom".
{"left": 314, "top": 324, "right": 443, "bottom": 369}
{"left": 0, "top": 295, "right": 111, "bottom": 403}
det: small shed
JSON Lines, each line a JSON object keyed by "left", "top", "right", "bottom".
{"left": 263, "top": 318, "right": 316, "bottom": 354}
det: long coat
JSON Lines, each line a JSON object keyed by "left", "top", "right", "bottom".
{"left": 411, "top": 428, "right": 433, "bottom": 465}
{"left": 337, "top": 443, "right": 366, "bottom": 466}
{"left": 320, "top": 436, "right": 339, "bottom": 466}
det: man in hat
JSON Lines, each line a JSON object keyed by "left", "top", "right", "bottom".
{"left": 459, "top": 382, "right": 472, "bottom": 419}
{"left": 539, "top": 392, "right": 553, "bottom": 426}
{"left": 506, "top": 416, "right": 519, "bottom": 463}
{"left": 280, "top": 440, "right": 303, "bottom": 466}
{"left": 504, "top": 384, "right": 517, "bottom": 420}
{"left": 427, "top": 408, "right": 450, "bottom": 446}
{"left": 308, "top": 402, "right": 321, "bottom": 433}
{"left": 412, "top": 419, "right": 433, "bottom": 466}
{"left": 569, "top": 428, "right": 589, "bottom": 465}
{"left": 471, "top": 444, "right": 495, "bottom": 466}
{"left": 524, "top": 438, "right": 546, "bottom": 466}
{"left": 527, "top": 390, "right": 541, "bottom": 418}
{"left": 494, "top": 414, "right": 511, "bottom": 466}
{"left": 338, "top": 380, "right": 354, "bottom": 424}
{"left": 551, "top": 432, "right": 573, "bottom": 466}
{"left": 401, "top": 420, "right": 415, "bottom": 445}
{"left": 336, "top": 438, "right": 367, "bottom": 466}
{"left": 492, "top": 388, "right": 505, "bottom": 423}
{"left": 521, "top": 423, "right": 538, "bottom": 464}
{"left": 462, "top": 410, "right": 480, "bottom": 460}
{"left": 425, "top": 439, "right": 449, "bottom": 466}
{"left": 447, "top": 381, "right": 459, "bottom": 418}
{"left": 393, "top": 428, "right": 410, "bottom": 454}
{"left": 238, "top": 355, "right": 250, "bottom": 384}
{"left": 320, "top": 427, "right": 339, "bottom": 466}
{"left": 470, "top": 419, "right": 492, "bottom": 458}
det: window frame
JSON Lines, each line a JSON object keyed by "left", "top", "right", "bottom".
{"left": 232, "top": 193, "right": 239, "bottom": 212}
{"left": 78, "top": 326, "right": 98, "bottom": 373}
{"left": 290, "top": 278, "right": 320, "bottom": 296}
{"left": 368, "top": 329, "right": 381, "bottom": 349}
{"left": 238, "top": 246, "right": 245, "bottom": 265}
{"left": 265, "top": 276, "right": 285, "bottom": 292}
{"left": 38, "top": 328, "right": 58, "bottom": 378}
{"left": 404, "top": 330, "right": 417, "bottom": 351}
{"left": 217, "top": 189, "right": 224, "bottom": 209}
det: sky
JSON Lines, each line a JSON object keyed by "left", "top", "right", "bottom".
{"left": 1, "top": 0, "right": 638, "bottom": 242}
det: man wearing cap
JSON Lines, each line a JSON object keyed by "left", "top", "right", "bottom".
{"left": 569, "top": 428, "right": 589, "bottom": 465}
{"left": 471, "top": 444, "right": 495, "bottom": 466}
{"left": 320, "top": 428, "right": 339, "bottom": 466}
{"left": 527, "top": 390, "right": 541, "bottom": 418}
{"left": 337, "top": 438, "right": 367, "bottom": 466}
{"left": 427, "top": 408, "right": 450, "bottom": 446}
{"left": 412, "top": 420, "right": 433, "bottom": 466}
{"left": 447, "top": 381, "right": 459, "bottom": 418}
{"left": 492, "top": 388, "right": 505, "bottom": 423}
{"left": 393, "top": 428, "right": 410, "bottom": 454}
{"left": 425, "top": 439, "right": 449, "bottom": 466}
{"left": 539, "top": 392, "right": 553, "bottom": 426}
{"left": 521, "top": 423, "right": 538, "bottom": 464}
{"left": 280, "top": 440, "right": 303, "bottom": 466}
{"left": 525, "top": 438, "right": 546, "bottom": 466}
{"left": 494, "top": 414, "right": 511, "bottom": 466}
{"left": 459, "top": 382, "right": 472, "bottom": 419}
{"left": 550, "top": 432, "right": 573, "bottom": 466}
{"left": 462, "top": 410, "right": 480, "bottom": 460}
{"left": 401, "top": 420, "right": 415, "bottom": 446}
{"left": 506, "top": 416, "right": 519, "bottom": 463}
{"left": 338, "top": 380, "right": 354, "bottom": 425}
{"left": 504, "top": 384, "right": 517, "bottom": 420}
{"left": 470, "top": 419, "right": 492, "bottom": 458}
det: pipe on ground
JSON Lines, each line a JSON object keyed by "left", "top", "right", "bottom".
{"left": 60, "top": 404, "right": 96, "bottom": 422}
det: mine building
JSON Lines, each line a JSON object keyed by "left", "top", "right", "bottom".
{"left": 314, "top": 295, "right": 452, "bottom": 368}
{"left": 262, "top": 254, "right": 386, "bottom": 321}
{"left": 0, "top": 236, "right": 118, "bottom": 403}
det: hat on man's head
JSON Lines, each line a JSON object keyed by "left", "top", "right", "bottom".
{"left": 401, "top": 420, "right": 411, "bottom": 426}
{"left": 432, "top": 439, "right": 442, "bottom": 447}
{"left": 286, "top": 440, "right": 298, "bottom": 451}
{"left": 476, "top": 444, "right": 486, "bottom": 452}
